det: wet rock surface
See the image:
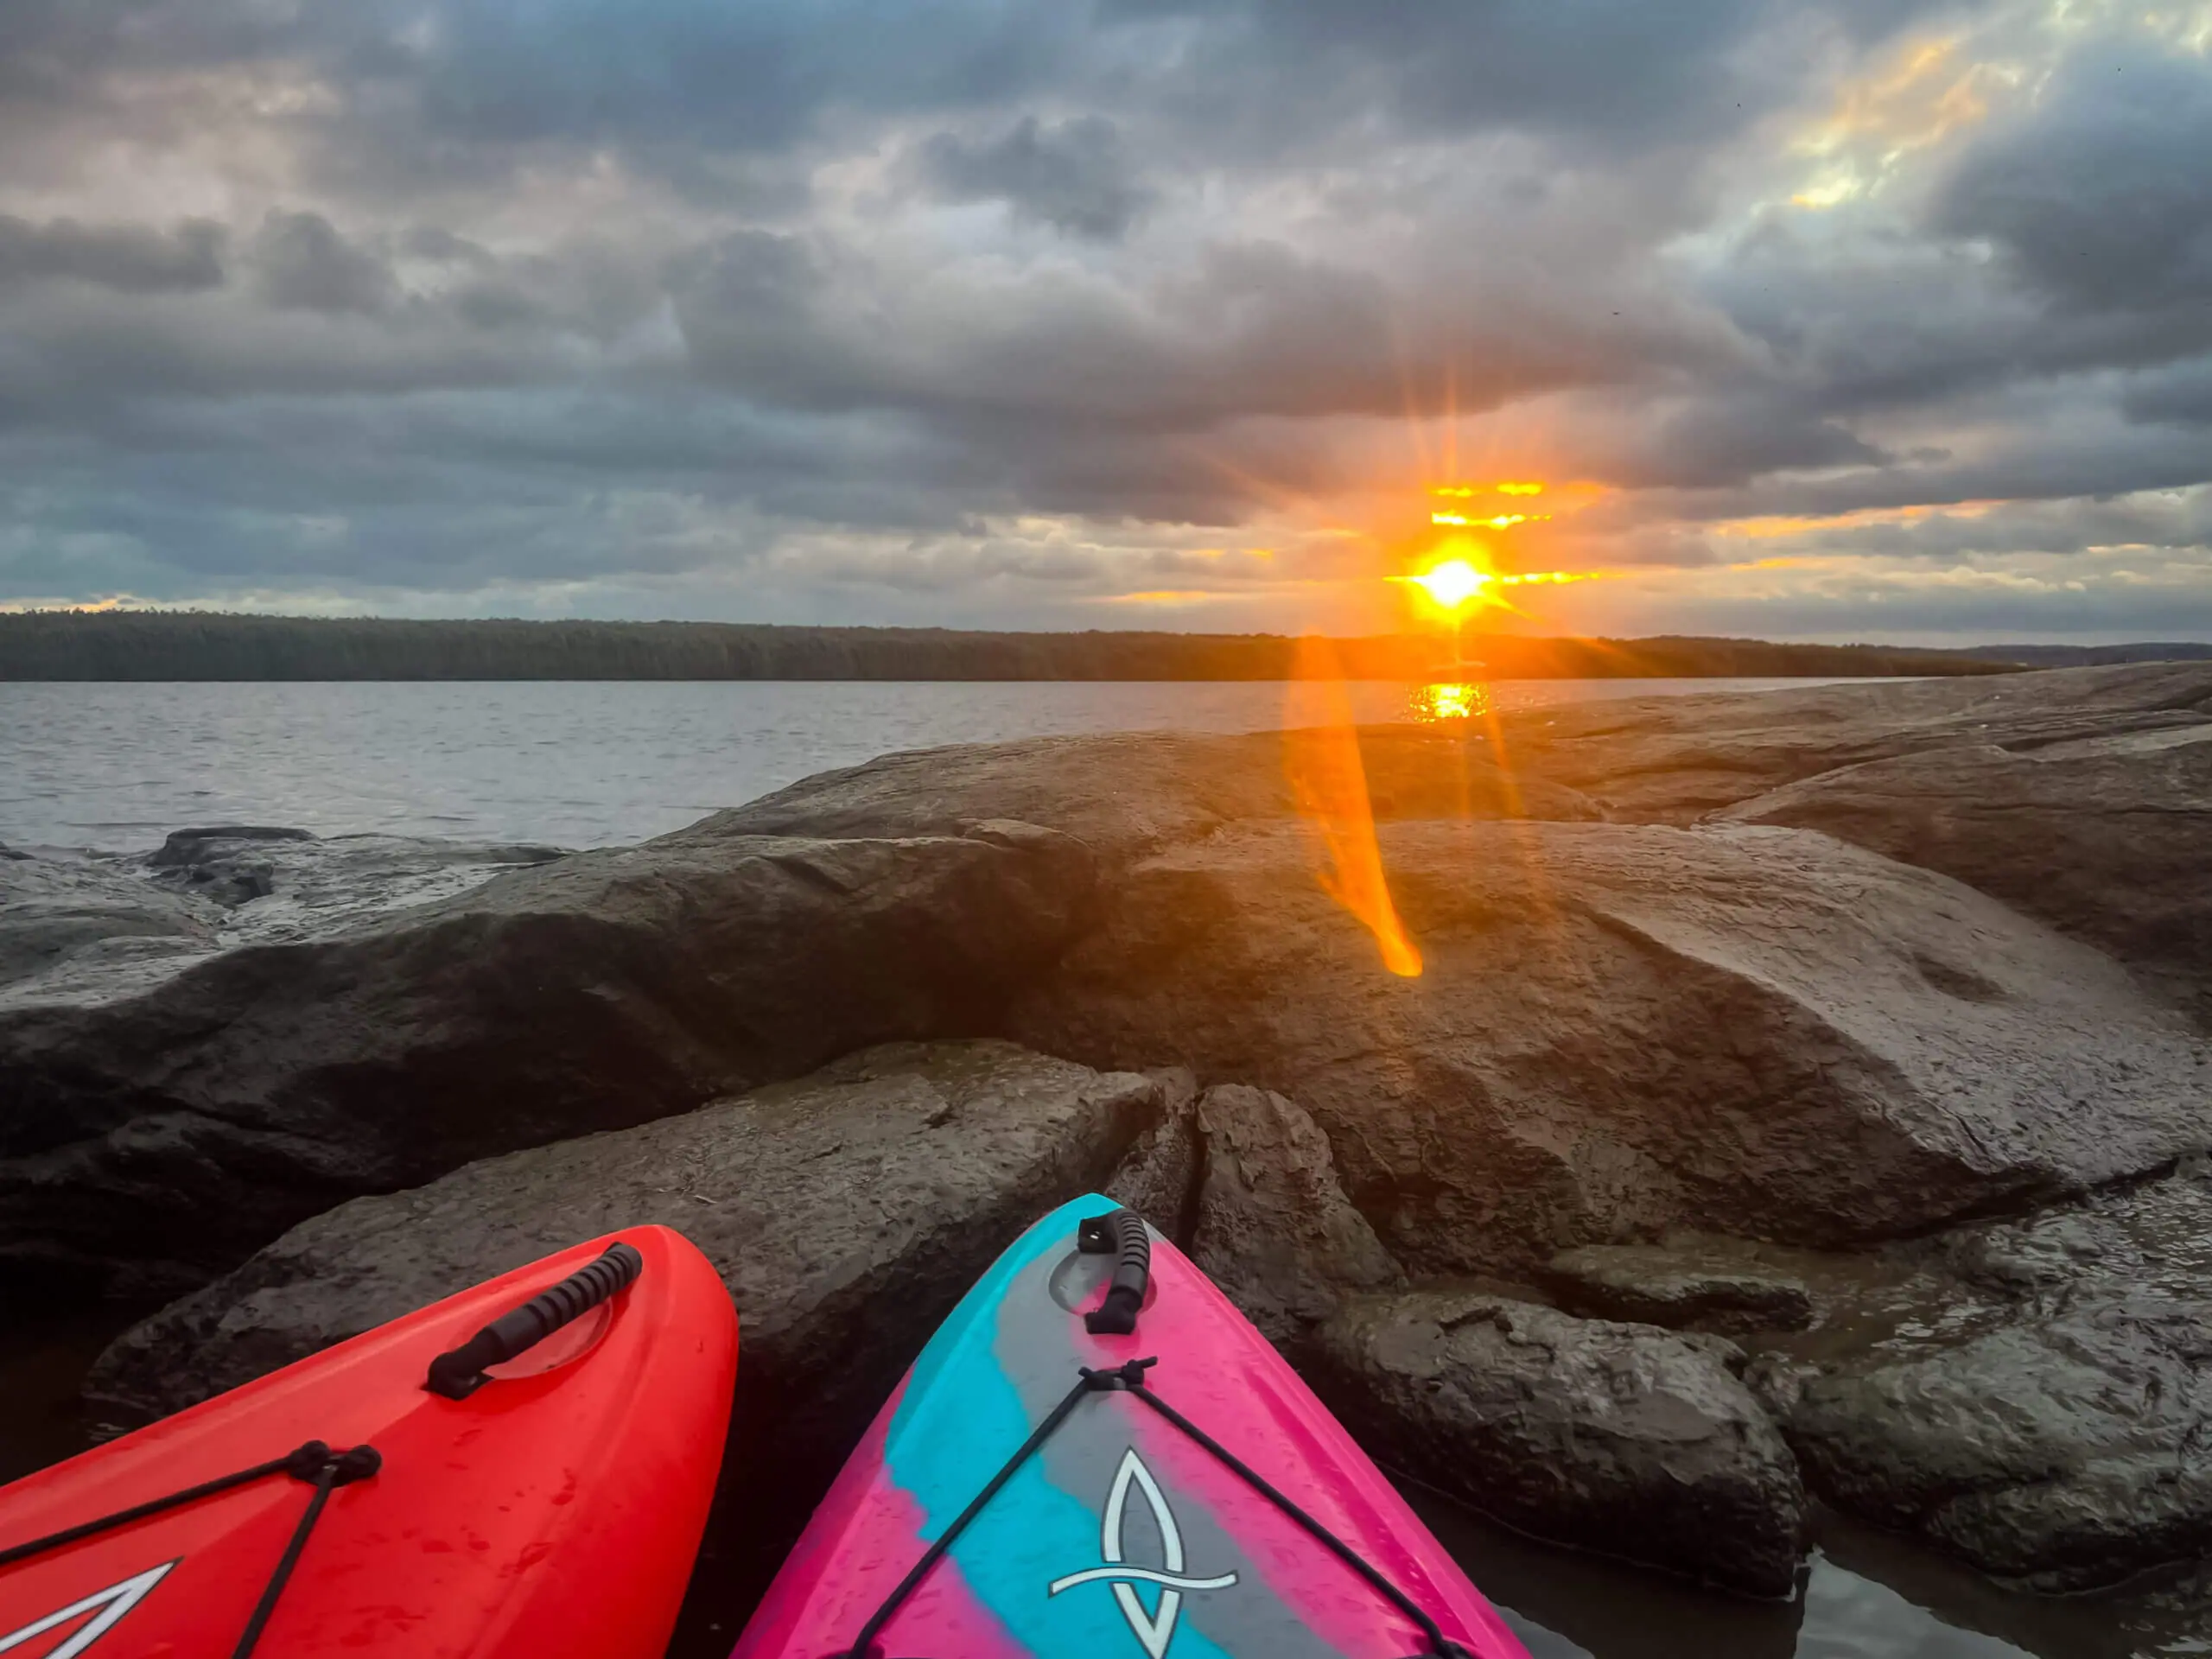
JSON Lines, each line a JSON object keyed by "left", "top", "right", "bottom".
{"left": 0, "top": 849, "right": 222, "bottom": 997}
{"left": 1722, "top": 724, "right": 2212, "bottom": 1023}
{"left": 86, "top": 1039, "right": 1160, "bottom": 1626}
{"left": 145, "top": 826, "right": 315, "bottom": 906}
{"left": 1100, "top": 1065, "right": 1200, "bottom": 1236}
{"left": 1546, "top": 1237, "right": 1818, "bottom": 1336}
{"left": 0, "top": 823, "right": 1096, "bottom": 1300}
{"left": 0, "top": 831, "right": 568, "bottom": 1012}
{"left": 1185, "top": 1083, "right": 1402, "bottom": 1343}
{"left": 1783, "top": 1166, "right": 2212, "bottom": 1592}
{"left": 1308, "top": 1287, "right": 1808, "bottom": 1597}
{"left": 1508, "top": 660, "right": 2212, "bottom": 822}
{"left": 714, "top": 721, "right": 1605, "bottom": 868}
{"left": 1010, "top": 817, "right": 2209, "bottom": 1274}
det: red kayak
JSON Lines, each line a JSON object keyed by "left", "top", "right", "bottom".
{"left": 0, "top": 1225, "right": 737, "bottom": 1657}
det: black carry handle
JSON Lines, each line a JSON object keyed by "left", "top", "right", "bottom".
{"left": 425, "top": 1240, "right": 644, "bottom": 1399}
{"left": 1077, "top": 1208, "right": 1151, "bottom": 1335}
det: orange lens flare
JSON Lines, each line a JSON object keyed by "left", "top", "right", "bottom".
{"left": 1284, "top": 637, "right": 1423, "bottom": 979}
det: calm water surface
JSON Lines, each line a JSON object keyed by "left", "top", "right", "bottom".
{"left": 6, "top": 677, "right": 1852, "bottom": 850}
{"left": 1, "top": 677, "right": 2146, "bottom": 1656}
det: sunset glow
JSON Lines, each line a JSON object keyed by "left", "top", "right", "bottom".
{"left": 1409, "top": 681, "right": 1491, "bottom": 722}
{"left": 1433, "top": 481, "right": 1547, "bottom": 499}
{"left": 1430, "top": 512, "right": 1550, "bottom": 530}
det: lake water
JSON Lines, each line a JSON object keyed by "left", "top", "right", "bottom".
{"left": 0, "top": 676, "right": 2163, "bottom": 1656}
{"left": 5, "top": 677, "right": 1850, "bottom": 852}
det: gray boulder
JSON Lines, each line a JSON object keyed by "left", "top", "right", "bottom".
{"left": 1308, "top": 1287, "right": 1808, "bottom": 1596}
{"left": 1784, "top": 1168, "right": 2212, "bottom": 1592}
{"left": 1101, "top": 1065, "right": 1200, "bottom": 1236}
{"left": 146, "top": 826, "right": 316, "bottom": 906}
{"left": 146, "top": 825, "right": 316, "bottom": 863}
{"left": 1, "top": 823, "right": 1096, "bottom": 1300}
{"left": 1546, "top": 1238, "right": 1817, "bottom": 1336}
{"left": 1185, "top": 1084, "right": 1402, "bottom": 1344}
{"left": 90, "top": 1039, "right": 1159, "bottom": 1463}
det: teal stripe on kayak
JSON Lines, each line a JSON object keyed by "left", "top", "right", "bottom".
{"left": 883, "top": 1196, "right": 1236, "bottom": 1659}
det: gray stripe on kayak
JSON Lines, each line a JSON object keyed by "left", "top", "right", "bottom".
{"left": 990, "top": 1229, "right": 1357, "bottom": 1659}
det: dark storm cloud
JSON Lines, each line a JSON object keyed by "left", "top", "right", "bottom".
{"left": 664, "top": 221, "right": 1726, "bottom": 441}
{"left": 0, "top": 215, "right": 226, "bottom": 293}
{"left": 2125, "top": 357, "right": 2212, "bottom": 429}
{"left": 1931, "top": 48, "right": 2212, "bottom": 316}
{"left": 912, "top": 117, "right": 1151, "bottom": 238}
{"left": 1574, "top": 395, "right": 1891, "bottom": 490}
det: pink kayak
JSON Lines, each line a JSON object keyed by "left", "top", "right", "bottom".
{"left": 735, "top": 1194, "right": 1528, "bottom": 1658}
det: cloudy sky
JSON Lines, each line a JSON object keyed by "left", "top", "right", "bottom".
{"left": 3, "top": 0, "right": 2209, "bottom": 642}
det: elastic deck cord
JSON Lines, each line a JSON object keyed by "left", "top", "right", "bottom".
{"left": 0, "top": 1439, "right": 383, "bottom": 1658}
{"left": 835, "top": 1357, "right": 1471, "bottom": 1659}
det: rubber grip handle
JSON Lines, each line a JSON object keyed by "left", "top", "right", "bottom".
{"left": 1077, "top": 1209, "right": 1151, "bottom": 1335}
{"left": 425, "top": 1240, "right": 643, "bottom": 1399}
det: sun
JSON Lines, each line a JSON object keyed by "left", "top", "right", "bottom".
{"left": 1403, "top": 558, "right": 1491, "bottom": 613}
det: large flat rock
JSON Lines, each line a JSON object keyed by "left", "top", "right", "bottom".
{"left": 0, "top": 832, "right": 568, "bottom": 1014}
{"left": 1506, "top": 661, "right": 2212, "bottom": 821}
{"left": 1721, "top": 724, "right": 2212, "bottom": 1022}
{"left": 1308, "top": 1287, "right": 1808, "bottom": 1596}
{"left": 710, "top": 724, "right": 1604, "bottom": 866}
{"left": 1009, "top": 817, "right": 2210, "bottom": 1272}
{"left": 0, "top": 823, "right": 1096, "bottom": 1301}
{"left": 0, "top": 849, "right": 221, "bottom": 1003}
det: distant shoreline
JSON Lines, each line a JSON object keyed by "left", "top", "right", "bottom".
{"left": 0, "top": 612, "right": 2052, "bottom": 682}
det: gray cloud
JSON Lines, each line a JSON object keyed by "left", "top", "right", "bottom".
{"left": 0, "top": 215, "right": 226, "bottom": 293}
{"left": 913, "top": 116, "right": 1151, "bottom": 238}
{"left": 251, "top": 211, "right": 398, "bottom": 315}
{"left": 0, "top": 0, "right": 2207, "bottom": 638}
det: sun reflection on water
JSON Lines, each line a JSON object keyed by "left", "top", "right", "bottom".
{"left": 1408, "top": 681, "right": 1491, "bottom": 723}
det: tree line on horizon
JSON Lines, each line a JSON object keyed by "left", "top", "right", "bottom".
{"left": 0, "top": 610, "right": 2033, "bottom": 681}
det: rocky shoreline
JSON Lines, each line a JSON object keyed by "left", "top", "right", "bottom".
{"left": 4, "top": 662, "right": 2210, "bottom": 1651}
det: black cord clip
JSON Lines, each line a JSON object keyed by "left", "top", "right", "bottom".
{"left": 1078, "top": 1357, "right": 1157, "bottom": 1391}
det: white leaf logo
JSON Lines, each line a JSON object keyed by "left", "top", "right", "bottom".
{"left": 1047, "top": 1448, "right": 1237, "bottom": 1659}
